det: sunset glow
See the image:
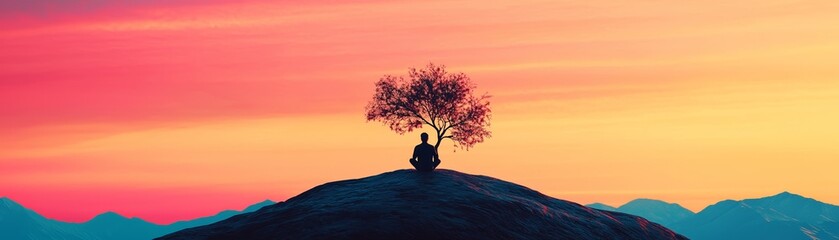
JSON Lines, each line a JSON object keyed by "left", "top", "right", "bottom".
{"left": 2, "top": 0, "right": 839, "bottom": 224}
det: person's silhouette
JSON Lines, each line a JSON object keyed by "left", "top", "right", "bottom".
{"left": 410, "top": 132, "right": 441, "bottom": 172}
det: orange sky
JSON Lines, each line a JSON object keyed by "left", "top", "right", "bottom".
{"left": 2, "top": 0, "right": 839, "bottom": 224}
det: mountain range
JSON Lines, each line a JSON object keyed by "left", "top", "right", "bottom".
{"left": 588, "top": 192, "right": 839, "bottom": 240}
{"left": 0, "top": 197, "right": 274, "bottom": 240}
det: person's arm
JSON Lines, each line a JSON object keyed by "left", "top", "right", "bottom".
{"left": 411, "top": 145, "right": 418, "bottom": 161}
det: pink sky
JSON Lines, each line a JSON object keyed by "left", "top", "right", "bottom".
{"left": 2, "top": 0, "right": 839, "bottom": 224}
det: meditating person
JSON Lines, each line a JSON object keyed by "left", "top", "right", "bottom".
{"left": 410, "top": 132, "right": 441, "bottom": 172}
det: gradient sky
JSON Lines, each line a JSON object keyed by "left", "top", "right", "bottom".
{"left": 2, "top": 0, "right": 839, "bottom": 224}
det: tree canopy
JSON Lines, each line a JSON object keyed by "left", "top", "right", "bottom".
{"left": 366, "top": 63, "right": 491, "bottom": 151}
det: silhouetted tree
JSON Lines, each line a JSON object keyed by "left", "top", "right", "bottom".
{"left": 366, "top": 63, "right": 491, "bottom": 152}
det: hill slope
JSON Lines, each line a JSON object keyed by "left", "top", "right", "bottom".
{"left": 167, "top": 200, "right": 275, "bottom": 230}
{"left": 159, "top": 169, "right": 686, "bottom": 240}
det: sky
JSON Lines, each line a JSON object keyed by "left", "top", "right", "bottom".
{"left": 2, "top": 0, "right": 839, "bottom": 224}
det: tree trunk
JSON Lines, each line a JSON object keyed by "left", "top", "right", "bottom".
{"left": 434, "top": 130, "right": 442, "bottom": 158}
{"left": 434, "top": 136, "right": 442, "bottom": 160}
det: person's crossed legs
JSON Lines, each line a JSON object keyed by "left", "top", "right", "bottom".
{"left": 410, "top": 159, "right": 436, "bottom": 172}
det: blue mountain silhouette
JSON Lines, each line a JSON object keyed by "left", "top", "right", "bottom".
{"left": 82, "top": 211, "right": 168, "bottom": 240}
{"left": 0, "top": 197, "right": 89, "bottom": 240}
{"left": 586, "top": 202, "right": 618, "bottom": 211}
{"left": 0, "top": 196, "right": 274, "bottom": 240}
{"left": 587, "top": 199, "right": 694, "bottom": 229}
{"left": 588, "top": 192, "right": 839, "bottom": 239}
{"left": 672, "top": 191, "right": 839, "bottom": 240}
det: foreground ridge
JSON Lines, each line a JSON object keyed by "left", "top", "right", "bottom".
{"left": 159, "top": 169, "right": 686, "bottom": 240}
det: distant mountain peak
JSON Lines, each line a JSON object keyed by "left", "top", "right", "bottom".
{"left": 0, "top": 196, "right": 15, "bottom": 204}
{"left": 743, "top": 191, "right": 827, "bottom": 208}
{"left": 620, "top": 198, "right": 693, "bottom": 212}
{"left": 87, "top": 211, "right": 156, "bottom": 226}
{"left": 89, "top": 211, "right": 129, "bottom": 222}
{"left": 243, "top": 199, "right": 276, "bottom": 212}
{"left": 612, "top": 198, "right": 694, "bottom": 229}
{"left": 586, "top": 202, "right": 617, "bottom": 211}
{"left": 0, "top": 197, "right": 27, "bottom": 211}
{"left": 625, "top": 198, "right": 670, "bottom": 206}
{"left": 630, "top": 198, "right": 662, "bottom": 202}
{"left": 771, "top": 191, "right": 801, "bottom": 198}
{"left": 760, "top": 191, "right": 828, "bottom": 205}
{"left": 757, "top": 191, "right": 823, "bottom": 204}
{"left": 97, "top": 211, "right": 125, "bottom": 217}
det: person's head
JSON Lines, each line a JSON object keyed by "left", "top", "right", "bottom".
{"left": 420, "top": 132, "right": 429, "bottom": 143}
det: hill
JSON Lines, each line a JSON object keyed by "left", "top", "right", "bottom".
{"left": 159, "top": 169, "right": 686, "bottom": 240}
